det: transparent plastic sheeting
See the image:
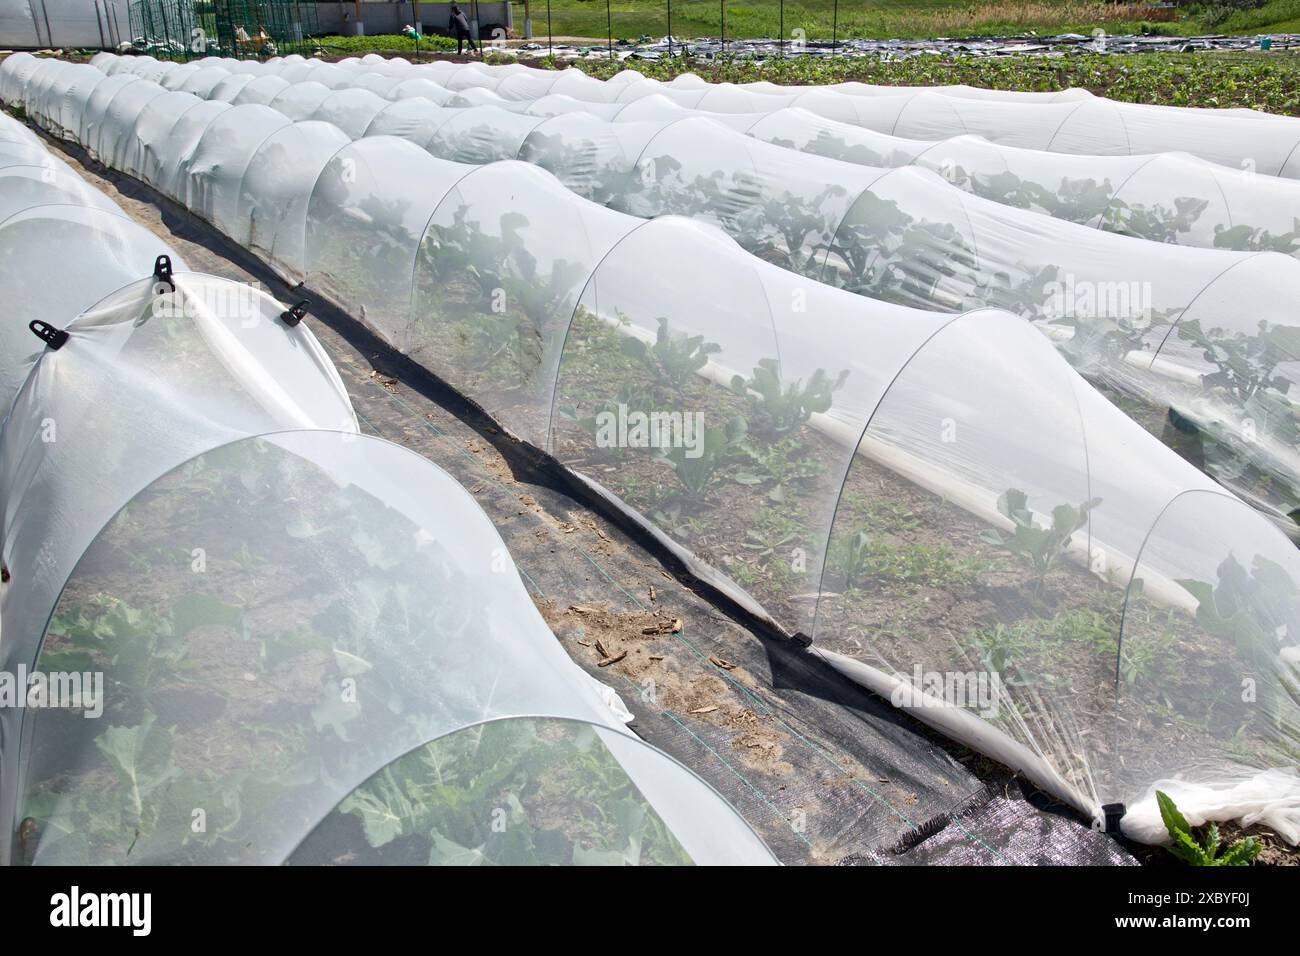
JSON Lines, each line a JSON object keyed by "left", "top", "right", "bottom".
{"left": 86, "top": 52, "right": 1300, "bottom": 178}
{"left": 0, "top": 137, "right": 774, "bottom": 867}
{"left": 83, "top": 51, "right": 1300, "bottom": 262}
{"left": 62, "top": 62, "right": 1300, "bottom": 541}
{"left": 19, "top": 60, "right": 1300, "bottom": 841}
{"left": 0, "top": 113, "right": 183, "bottom": 411}
{"left": 0, "top": 205, "right": 361, "bottom": 859}
{"left": 528, "top": 93, "right": 1300, "bottom": 262}
{"left": 9, "top": 431, "right": 776, "bottom": 865}
{"left": 0, "top": 274, "right": 356, "bottom": 689}
{"left": 387, "top": 59, "right": 1300, "bottom": 178}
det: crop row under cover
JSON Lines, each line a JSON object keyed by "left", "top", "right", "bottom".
{"left": 0, "top": 108, "right": 775, "bottom": 865}
{"left": 4, "top": 54, "right": 1300, "bottom": 847}
{"left": 114, "top": 52, "right": 1300, "bottom": 177}
{"left": 78, "top": 54, "right": 1300, "bottom": 258}
{"left": 44, "top": 53, "right": 1300, "bottom": 549}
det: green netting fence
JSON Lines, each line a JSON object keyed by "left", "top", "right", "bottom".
{"left": 130, "top": 0, "right": 320, "bottom": 60}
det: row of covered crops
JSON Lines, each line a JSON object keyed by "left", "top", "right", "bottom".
{"left": 0, "top": 104, "right": 777, "bottom": 865}
{"left": 61, "top": 52, "right": 1300, "bottom": 545}
{"left": 4, "top": 53, "right": 1300, "bottom": 846}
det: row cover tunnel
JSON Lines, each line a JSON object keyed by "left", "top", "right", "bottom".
{"left": 6, "top": 56, "right": 1299, "bottom": 838}
{"left": 0, "top": 107, "right": 776, "bottom": 865}
{"left": 74, "top": 51, "right": 1300, "bottom": 261}
{"left": 383, "top": 54, "right": 1300, "bottom": 179}
{"left": 85, "top": 51, "right": 1300, "bottom": 178}
{"left": 34, "top": 52, "right": 1300, "bottom": 548}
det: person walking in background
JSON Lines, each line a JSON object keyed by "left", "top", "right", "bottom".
{"left": 450, "top": 4, "right": 478, "bottom": 55}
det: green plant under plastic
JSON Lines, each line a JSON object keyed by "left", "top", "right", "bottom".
{"left": 1158, "top": 790, "right": 1261, "bottom": 866}
{"left": 980, "top": 488, "right": 1101, "bottom": 595}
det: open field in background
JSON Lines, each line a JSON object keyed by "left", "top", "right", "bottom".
{"left": 294, "top": 2, "right": 1300, "bottom": 116}
{"left": 299, "top": 40, "right": 1300, "bottom": 115}
{"left": 315, "top": 33, "right": 457, "bottom": 54}
{"left": 501, "top": 0, "right": 1300, "bottom": 41}
{"left": 508, "top": 0, "right": 1159, "bottom": 41}
{"left": 563, "top": 49, "right": 1300, "bottom": 112}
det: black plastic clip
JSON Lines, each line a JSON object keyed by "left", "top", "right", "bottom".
{"left": 28, "top": 319, "right": 69, "bottom": 351}
{"left": 280, "top": 300, "right": 310, "bottom": 327}
{"left": 153, "top": 254, "right": 175, "bottom": 293}
{"left": 789, "top": 631, "right": 814, "bottom": 648}
{"left": 1101, "top": 802, "right": 1126, "bottom": 834}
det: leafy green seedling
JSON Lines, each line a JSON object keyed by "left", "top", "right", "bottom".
{"left": 621, "top": 317, "right": 721, "bottom": 389}
{"left": 1158, "top": 790, "right": 1261, "bottom": 866}
{"left": 734, "top": 436, "right": 824, "bottom": 502}
{"left": 655, "top": 416, "right": 747, "bottom": 500}
{"left": 1177, "top": 552, "right": 1300, "bottom": 670}
{"left": 730, "top": 359, "right": 848, "bottom": 440}
{"left": 979, "top": 489, "right": 1101, "bottom": 595}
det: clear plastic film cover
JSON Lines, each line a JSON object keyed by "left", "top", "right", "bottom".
{"left": 356, "top": 56, "right": 1300, "bottom": 179}
{"left": 141, "top": 66, "right": 1300, "bottom": 536}
{"left": 0, "top": 205, "right": 185, "bottom": 408}
{"left": 275, "top": 81, "right": 1300, "bottom": 540}
{"left": 814, "top": 312, "right": 1103, "bottom": 808}
{"left": 237, "top": 120, "right": 352, "bottom": 281}
{"left": 516, "top": 112, "right": 657, "bottom": 205}
{"left": 1107, "top": 490, "right": 1300, "bottom": 811}
{"left": 309, "top": 88, "right": 391, "bottom": 140}
{"left": 116, "top": 90, "right": 203, "bottom": 185}
{"left": 20, "top": 58, "right": 1300, "bottom": 841}
{"left": 286, "top": 716, "right": 772, "bottom": 865}
{"left": 361, "top": 96, "right": 458, "bottom": 149}
{"left": 347, "top": 72, "right": 405, "bottom": 98}
{"left": 230, "top": 75, "right": 291, "bottom": 108}
{"left": 266, "top": 80, "right": 335, "bottom": 122}
{"left": 410, "top": 160, "right": 637, "bottom": 446}
{"left": 92, "top": 79, "right": 170, "bottom": 172}
{"left": 0, "top": 275, "right": 356, "bottom": 688}
{"left": 178, "top": 104, "right": 292, "bottom": 239}
{"left": 303, "top": 136, "right": 471, "bottom": 348}
{"left": 0, "top": 164, "right": 119, "bottom": 223}
{"left": 75, "top": 72, "right": 143, "bottom": 159}
{"left": 145, "top": 99, "right": 232, "bottom": 198}
{"left": 10, "top": 431, "right": 774, "bottom": 865}
{"left": 386, "top": 77, "right": 456, "bottom": 106}
{"left": 421, "top": 106, "right": 547, "bottom": 166}
{"left": 745, "top": 109, "right": 1300, "bottom": 260}
{"left": 548, "top": 215, "right": 949, "bottom": 633}
{"left": 28, "top": 60, "right": 1300, "bottom": 542}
